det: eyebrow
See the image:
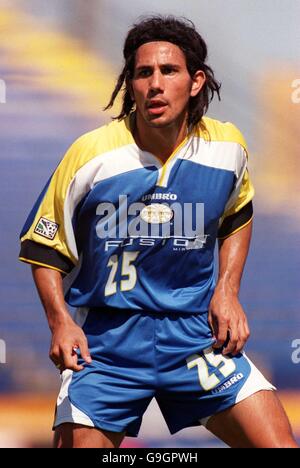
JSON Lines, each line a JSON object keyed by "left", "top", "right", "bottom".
{"left": 135, "top": 63, "right": 181, "bottom": 71}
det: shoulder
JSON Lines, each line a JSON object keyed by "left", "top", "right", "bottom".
{"left": 54, "top": 117, "right": 134, "bottom": 180}
{"left": 196, "top": 117, "right": 248, "bottom": 152}
{"left": 66, "top": 117, "right": 133, "bottom": 163}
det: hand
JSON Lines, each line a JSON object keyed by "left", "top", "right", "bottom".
{"left": 208, "top": 284, "right": 250, "bottom": 356}
{"left": 49, "top": 318, "right": 92, "bottom": 372}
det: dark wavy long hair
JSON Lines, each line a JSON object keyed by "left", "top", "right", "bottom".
{"left": 104, "top": 15, "right": 221, "bottom": 129}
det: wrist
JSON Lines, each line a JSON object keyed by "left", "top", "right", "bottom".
{"left": 215, "top": 275, "right": 240, "bottom": 296}
{"left": 48, "top": 310, "right": 74, "bottom": 333}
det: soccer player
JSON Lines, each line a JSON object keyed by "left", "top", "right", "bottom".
{"left": 19, "top": 16, "right": 298, "bottom": 448}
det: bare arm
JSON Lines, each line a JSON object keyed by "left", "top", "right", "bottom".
{"left": 208, "top": 221, "right": 252, "bottom": 356}
{"left": 32, "top": 265, "right": 92, "bottom": 371}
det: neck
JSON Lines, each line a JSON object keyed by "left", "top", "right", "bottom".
{"left": 132, "top": 113, "right": 188, "bottom": 163}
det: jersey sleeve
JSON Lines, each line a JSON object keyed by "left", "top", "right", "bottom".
{"left": 217, "top": 126, "right": 255, "bottom": 239}
{"left": 19, "top": 139, "right": 84, "bottom": 274}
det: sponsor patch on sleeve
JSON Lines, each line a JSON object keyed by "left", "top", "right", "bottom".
{"left": 34, "top": 217, "right": 59, "bottom": 240}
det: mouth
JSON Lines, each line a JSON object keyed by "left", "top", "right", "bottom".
{"left": 146, "top": 100, "right": 168, "bottom": 115}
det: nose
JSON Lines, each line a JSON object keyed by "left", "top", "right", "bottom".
{"left": 149, "top": 70, "right": 164, "bottom": 95}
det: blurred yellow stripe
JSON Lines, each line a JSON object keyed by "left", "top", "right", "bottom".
{"left": 0, "top": 7, "right": 120, "bottom": 116}
{"left": 0, "top": 391, "right": 299, "bottom": 443}
{"left": 280, "top": 392, "right": 300, "bottom": 429}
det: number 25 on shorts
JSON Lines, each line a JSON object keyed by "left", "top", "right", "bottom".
{"left": 105, "top": 251, "right": 139, "bottom": 296}
{"left": 186, "top": 347, "right": 236, "bottom": 391}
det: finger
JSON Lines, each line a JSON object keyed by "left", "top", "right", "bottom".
{"left": 50, "top": 345, "right": 84, "bottom": 372}
{"left": 212, "top": 321, "right": 228, "bottom": 349}
{"left": 223, "top": 328, "right": 238, "bottom": 355}
{"left": 232, "top": 339, "right": 244, "bottom": 356}
{"left": 244, "top": 319, "right": 250, "bottom": 341}
{"left": 60, "top": 347, "right": 85, "bottom": 372}
{"left": 232, "top": 321, "right": 250, "bottom": 355}
{"left": 208, "top": 313, "right": 216, "bottom": 341}
{"left": 78, "top": 338, "right": 92, "bottom": 364}
{"left": 54, "top": 362, "right": 65, "bottom": 373}
{"left": 65, "top": 363, "right": 85, "bottom": 372}
{"left": 49, "top": 349, "right": 65, "bottom": 372}
{"left": 49, "top": 347, "right": 61, "bottom": 365}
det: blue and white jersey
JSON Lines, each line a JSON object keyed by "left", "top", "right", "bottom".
{"left": 19, "top": 115, "right": 254, "bottom": 314}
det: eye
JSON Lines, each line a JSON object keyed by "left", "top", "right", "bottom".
{"left": 162, "top": 66, "right": 177, "bottom": 75}
{"left": 136, "top": 68, "right": 152, "bottom": 78}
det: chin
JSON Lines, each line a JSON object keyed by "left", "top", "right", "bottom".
{"left": 147, "top": 120, "right": 168, "bottom": 128}
{"left": 146, "top": 115, "right": 172, "bottom": 128}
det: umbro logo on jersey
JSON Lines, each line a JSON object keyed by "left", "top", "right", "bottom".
{"left": 212, "top": 373, "right": 244, "bottom": 394}
{"left": 34, "top": 217, "right": 59, "bottom": 240}
{"left": 142, "top": 192, "right": 178, "bottom": 202}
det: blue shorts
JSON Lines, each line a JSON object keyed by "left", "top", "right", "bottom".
{"left": 54, "top": 308, "right": 274, "bottom": 437}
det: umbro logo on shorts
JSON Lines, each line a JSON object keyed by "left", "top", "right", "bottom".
{"left": 34, "top": 217, "right": 59, "bottom": 240}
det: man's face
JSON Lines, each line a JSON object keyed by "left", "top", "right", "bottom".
{"left": 130, "top": 41, "right": 203, "bottom": 128}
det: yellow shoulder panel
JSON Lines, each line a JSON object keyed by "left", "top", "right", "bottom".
{"left": 60, "top": 116, "right": 134, "bottom": 175}
{"left": 20, "top": 117, "right": 133, "bottom": 263}
{"left": 199, "top": 117, "right": 248, "bottom": 152}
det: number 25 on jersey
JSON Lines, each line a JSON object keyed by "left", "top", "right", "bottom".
{"left": 105, "top": 252, "right": 139, "bottom": 296}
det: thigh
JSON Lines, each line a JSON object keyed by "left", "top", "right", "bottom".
{"left": 206, "top": 390, "right": 298, "bottom": 448}
{"left": 54, "top": 309, "right": 156, "bottom": 437}
{"left": 53, "top": 423, "right": 125, "bottom": 448}
{"left": 156, "top": 345, "right": 275, "bottom": 436}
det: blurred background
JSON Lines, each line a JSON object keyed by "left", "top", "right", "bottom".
{"left": 0, "top": 0, "right": 299, "bottom": 448}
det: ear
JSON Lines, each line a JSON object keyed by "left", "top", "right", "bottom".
{"left": 190, "top": 70, "right": 206, "bottom": 97}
